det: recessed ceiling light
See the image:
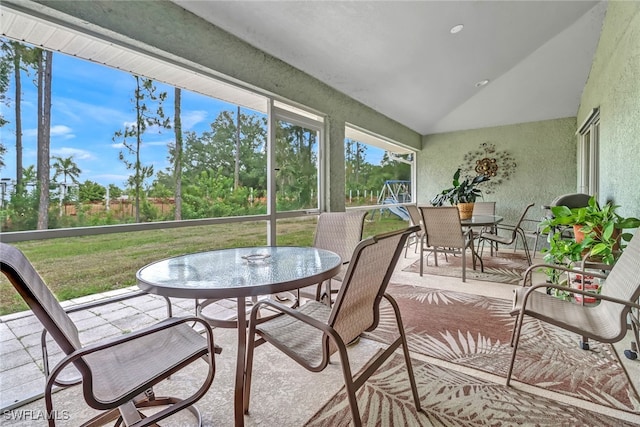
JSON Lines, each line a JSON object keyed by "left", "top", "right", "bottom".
{"left": 450, "top": 24, "right": 464, "bottom": 34}
{"left": 475, "top": 79, "right": 490, "bottom": 87}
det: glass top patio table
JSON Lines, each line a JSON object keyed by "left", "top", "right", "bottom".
{"left": 136, "top": 246, "right": 342, "bottom": 299}
{"left": 460, "top": 215, "right": 504, "bottom": 227}
{"left": 136, "top": 246, "right": 342, "bottom": 427}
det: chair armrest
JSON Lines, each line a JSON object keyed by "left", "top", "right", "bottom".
{"left": 45, "top": 315, "right": 217, "bottom": 410}
{"left": 41, "top": 294, "right": 178, "bottom": 382}
{"left": 517, "top": 282, "right": 640, "bottom": 312}
{"left": 48, "top": 316, "right": 216, "bottom": 384}
{"left": 495, "top": 224, "right": 518, "bottom": 231}
{"left": 521, "top": 263, "right": 608, "bottom": 287}
{"left": 249, "top": 299, "right": 333, "bottom": 333}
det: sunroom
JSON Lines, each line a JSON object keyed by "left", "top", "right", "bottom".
{"left": 1, "top": 1, "right": 639, "bottom": 425}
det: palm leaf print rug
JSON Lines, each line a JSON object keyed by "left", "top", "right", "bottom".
{"left": 306, "top": 284, "right": 640, "bottom": 426}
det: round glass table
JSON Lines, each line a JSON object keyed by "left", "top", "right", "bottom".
{"left": 136, "top": 246, "right": 342, "bottom": 427}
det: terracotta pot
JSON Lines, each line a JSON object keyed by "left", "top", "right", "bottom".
{"left": 574, "top": 224, "right": 620, "bottom": 250}
{"left": 457, "top": 202, "right": 474, "bottom": 220}
{"left": 573, "top": 224, "right": 586, "bottom": 243}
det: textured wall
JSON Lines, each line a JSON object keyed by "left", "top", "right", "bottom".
{"left": 417, "top": 118, "right": 578, "bottom": 225}
{"left": 577, "top": 1, "right": 640, "bottom": 220}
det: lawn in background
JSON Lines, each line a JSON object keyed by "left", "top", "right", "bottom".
{"left": 0, "top": 213, "right": 408, "bottom": 315}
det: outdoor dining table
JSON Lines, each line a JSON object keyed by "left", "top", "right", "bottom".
{"left": 461, "top": 214, "right": 504, "bottom": 256}
{"left": 136, "top": 246, "right": 342, "bottom": 427}
{"left": 460, "top": 214, "right": 504, "bottom": 228}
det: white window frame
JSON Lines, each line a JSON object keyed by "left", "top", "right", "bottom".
{"left": 577, "top": 108, "right": 600, "bottom": 195}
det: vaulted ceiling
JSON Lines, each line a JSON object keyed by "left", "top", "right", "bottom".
{"left": 172, "top": 0, "right": 606, "bottom": 135}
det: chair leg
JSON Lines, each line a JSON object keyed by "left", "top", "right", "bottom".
{"left": 516, "top": 229, "right": 532, "bottom": 265}
{"left": 420, "top": 238, "right": 424, "bottom": 276}
{"left": 386, "top": 295, "right": 422, "bottom": 412}
{"left": 532, "top": 233, "right": 540, "bottom": 259}
{"left": 335, "top": 343, "right": 363, "bottom": 427}
{"left": 506, "top": 311, "right": 526, "bottom": 386}
{"left": 461, "top": 249, "right": 466, "bottom": 282}
{"left": 243, "top": 316, "right": 259, "bottom": 413}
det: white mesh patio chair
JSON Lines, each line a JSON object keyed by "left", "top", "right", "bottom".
{"left": 506, "top": 232, "right": 640, "bottom": 385}
{"left": 478, "top": 203, "right": 535, "bottom": 265}
{"left": 419, "top": 206, "right": 482, "bottom": 282}
{"left": 471, "top": 201, "right": 497, "bottom": 253}
{"left": 243, "top": 227, "right": 422, "bottom": 427}
{"left": 0, "top": 242, "right": 217, "bottom": 427}
{"left": 298, "top": 210, "right": 367, "bottom": 304}
{"left": 404, "top": 204, "right": 425, "bottom": 256}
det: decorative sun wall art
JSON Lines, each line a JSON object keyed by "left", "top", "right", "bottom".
{"left": 459, "top": 142, "right": 516, "bottom": 194}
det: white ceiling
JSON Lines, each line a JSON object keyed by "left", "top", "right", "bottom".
{"left": 172, "top": 0, "right": 606, "bottom": 135}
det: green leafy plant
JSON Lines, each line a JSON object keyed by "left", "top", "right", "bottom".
{"left": 541, "top": 195, "right": 640, "bottom": 266}
{"left": 430, "top": 168, "right": 489, "bottom": 206}
{"left": 541, "top": 232, "right": 585, "bottom": 287}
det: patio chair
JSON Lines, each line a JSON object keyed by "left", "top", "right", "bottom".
{"left": 506, "top": 231, "right": 640, "bottom": 385}
{"left": 470, "top": 201, "right": 497, "bottom": 253}
{"left": 520, "top": 213, "right": 546, "bottom": 259}
{"left": 478, "top": 203, "right": 535, "bottom": 265}
{"left": 298, "top": 210, "right": 368, "bottom": 304}
{"left": 243, "top": 227, "right": 422, "bottom": 427}
{"left": 404, "top": 204, "right": 425, "bottom": 256}
{"left": 0, "top": 242, "right": 217, "bottom": 427}
{"left": 419, "top": 206, "right": 482, "bottom": 282}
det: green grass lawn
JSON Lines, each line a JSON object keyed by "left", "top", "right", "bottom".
{"left": 1, "top": 214, "right": 408, "bottom": 315}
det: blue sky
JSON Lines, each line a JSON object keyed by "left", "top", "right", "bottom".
{"left": 1, "top": 50, "right": 384, "bottom": 189}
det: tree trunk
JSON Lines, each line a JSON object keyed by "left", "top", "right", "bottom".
{"left": 36, "top": 50, "right": 52, "bottom": 230}
{"left": 234, "top": 105, "right": 241, "bottom": 189}
{"left": 13, "top": 51, "right": 23, "bottom": 186}
{"left": 173, "top": 87, "right": 182, "bottom": 220}
{"left": 134, "top": 76, "right": 141, "bottom": 223}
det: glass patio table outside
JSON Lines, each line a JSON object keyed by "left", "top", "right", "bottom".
{"left": 461, "top": 215, "right": 504, "bottom": 257}
{"left": 460, "top": 214, "right": 504, "bottom": 227}
{"left": 136, "top": 246, "right": 342, "bottom": 427}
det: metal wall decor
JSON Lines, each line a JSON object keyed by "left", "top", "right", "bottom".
{"left": 460, "top": 142, "right": 516, "bottom": 194}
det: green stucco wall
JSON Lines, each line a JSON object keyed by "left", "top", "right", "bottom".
{"left": 577, "top": 0, "right": 640, "bottom": 220}
{"left": 418, "top": 118, "right": 578, "bottom": 226}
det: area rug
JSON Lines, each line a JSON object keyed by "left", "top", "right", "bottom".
{"left": 403, "top": 251, "right": 530, "bottom": 284}
{"left": 305, "top": 353, "right": 640, "bottom": 426}
{"left": 364, "top": 284, "right": 640, "bottom": 415}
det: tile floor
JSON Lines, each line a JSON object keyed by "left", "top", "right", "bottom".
{"left": 1, "top": 249, "right": 638, "bottom": 423}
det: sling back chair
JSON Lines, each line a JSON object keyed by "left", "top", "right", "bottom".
{"left": 506, "top": 231, "right": 640, "bottom": 385}
{"left": 470, "top": 201, "right": 497, "bottom": 253}
{"left": 404, "top": 204, "right": 425, "bottom": 256}
{"left": 479, "top": 203, "right": 535, "bottom": 265}
{"left": 298, "top": 210, "right": 368, "bottom": 305}
{"left": 0, "top": 242, "right": 217, "bottom": 427}
{"left": 243, "top": 227, "right": 422, "bottom": 427}
{"left": 419, "top": 206, "right": 482, "bottom": 282}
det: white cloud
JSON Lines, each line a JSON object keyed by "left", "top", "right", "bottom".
{"left": 56, "top": 97, "right": 132, "bottom": 125}
{"left": 146, "top": 139, "right": 174, "bottom": 147}
{"left": 23, "top": 125, "right": 75, "bottom": 140}
{"left": 51, "top": 147, "right": 95, "bottom": 160}
{"left": 50, "top": 125, "right": 74, "bottom": 137}
{"left": 181, "top": 110, "right": 208, "bottom": 129}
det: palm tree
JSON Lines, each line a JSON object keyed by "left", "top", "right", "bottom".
{"left": 52, "top": 155, "right": 81, "bottom": 202}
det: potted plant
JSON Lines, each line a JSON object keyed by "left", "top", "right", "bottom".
{"left": 430, "top": 169, "right": 490, "bottom": 219}
{"left": 541, "top": 195, "right": 640, "bottom": 265}
{"left": 540, "top": 195, "right": 640, "bottom": 299}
